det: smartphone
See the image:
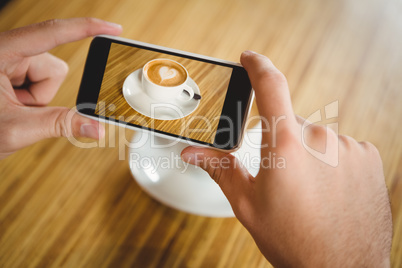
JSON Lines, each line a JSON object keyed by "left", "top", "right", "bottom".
{"left": 76, "top": 35, "right": 253, "bottom": 151}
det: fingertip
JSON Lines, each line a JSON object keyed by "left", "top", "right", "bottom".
{"left": 181, "top": 146, "right": 203, "bottom": 165}
{"left": 103, "top": 21, "right": 123, "bottom": 30}
{"left": 83, "top": 17, "right": 123, "bottom": 36}
{"left": 240, "top": 50, "right": 275, "bottom": 71}
{"left": 241, "top": 50, "right": 256, "bottom": 58}
{"left": 181, "top": 151, "right": 196, "bottom": 165}
{"left": 240, "top": 50, "right": 256, "bottom": 67}
{"left": 240, "top": 50, "right": 265, "bottom": 75}
{"left": 180, "top": 146, "right": 192, "bottom": 158}
{"left": 100, "top": 20, "right": 123, "bottom": 36}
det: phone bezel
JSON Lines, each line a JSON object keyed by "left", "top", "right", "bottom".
{"left": 76, "top": 35, "right": 253, "bottom": 151}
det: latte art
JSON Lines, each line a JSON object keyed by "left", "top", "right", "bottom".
{"left": 142, "top": 59, "right": 196, "bottom": 103}
{"left": 159, "top": 66, "right": 178, "bottom": 82}
{"left": 144, "top": 60, "right": 187, "bottom": 87}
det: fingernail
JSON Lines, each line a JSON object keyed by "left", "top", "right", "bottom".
{"left": 105, "top": 21, "right": 122, "bottom": 29}
{"left": 80, "top": 124, "right": 101, "bottom": 139}
{"left": 243, "top": 50, "right": 256, "bottom": 56}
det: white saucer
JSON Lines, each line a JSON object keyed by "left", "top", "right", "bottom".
{"left": 128, "top": 122, "right": 262, "bottom": 217}
{"left": 122, "top": 69, "right": 201, "bottom": 120}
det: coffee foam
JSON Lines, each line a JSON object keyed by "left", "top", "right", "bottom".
{"left": 145, "top": 60, "right": 187, "bottom": 87}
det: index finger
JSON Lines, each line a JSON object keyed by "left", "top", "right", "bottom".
{"left": 240, "top": 51, "right": 296, "bottom": 128}
{"left": 0, "top": 17, "right": 122, "bottom": 57}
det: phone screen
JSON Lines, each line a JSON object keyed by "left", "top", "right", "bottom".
{"left": 77, "top": 37, "right": 252, "bottom": 150}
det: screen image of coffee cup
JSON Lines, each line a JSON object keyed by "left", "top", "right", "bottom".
{"left": 142, "top": 59, "right": 195, "bottom": 102}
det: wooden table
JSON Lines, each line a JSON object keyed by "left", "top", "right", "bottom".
{"left": 1, "top": 0, "right": 402, "bottom": 267}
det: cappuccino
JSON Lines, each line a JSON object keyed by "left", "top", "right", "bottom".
{"left": 144, "top": 59, "right": 187, "bottom": 87}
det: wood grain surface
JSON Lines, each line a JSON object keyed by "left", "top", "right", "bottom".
{"left": 96, "top": 43, "right": 231, "bottom": 144}
{"left": 0, "top": 0, "right": 402, "bottom": 267}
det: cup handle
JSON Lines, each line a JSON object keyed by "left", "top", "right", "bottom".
{"left": 179, "top": 84, "right": 195, "bottom": 101}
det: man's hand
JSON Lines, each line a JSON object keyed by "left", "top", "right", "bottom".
{"left": 181, "top": 51, "right": 392, "bottom": 267}
{"left": 0, "top": 18, "right": 122, "bottom": 159}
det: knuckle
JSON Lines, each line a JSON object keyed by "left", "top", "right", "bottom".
{"left": 80, "top": 17, "right": 100, "bottom": 37}
{"left": 326, "top": 128, "right": 339, "bottom": 145}
{"left": 213, "top": 168, "right": 223, "bottom": 185}
{"left": 360, "top": 141, "right": 381, "bottom": 157}
{"left": 0, "top": 106, "right": 19, "bottom": 148}
{"left": 82, "top": 17, "right": 99, "bottom": 31}
{"left": 280, "top": 126, "right": 299, "bottom": 145}
{"left": 50, "top": 110, "right": 70, "bottom": 138}
{"left": 271, "top": 70, "right": 287, "bottom": 84}
{"left": 83, "top": 17, "right": 96, "bottom": 24}
{"left": 301, "top": 124, "right": 340, "bottom": 156}
{"left": 358, "top": 140, "right": 371, "bottom": 149}
{"left": 257, "top": 69, "right": 287, "bottom": 86}
{"left": 43, "top": 53, "right": 69, "bottom": 79}
{"left": 38, "top": 19, "right": 62, "bottom": 47}
{"left": 359, "top": 141, "right": 384, "bottom": 173}
{"left": 275, "top": 127, "right": 302, "bottom": 153}
{"left": 339, "top": 134, "right": 353, "bottom": 146}
{"left": 359, "top": 140, "right": 375, "bottom": 150}
{"left": 205, "top": 164, "right": 222, "bottom": 185}
{"left": 203, "top": 156, "right": 228, "bottom": 186}
{"left": 40, "top": 19, "right": 59, "bottom": 28}
{"left": 309, "top": 124, "right": 328, "bottom": 138}
{"left": 0, "top": 124, "right": 19, "bottom": 149}
{"left": 34, "top": 99, "right": 50, "bottom": 107}
{"left": 54, "top": 57, "right": 69, "bottom": 78}
{"left": 55, "top": 114, "right": 67, "bottom": 137}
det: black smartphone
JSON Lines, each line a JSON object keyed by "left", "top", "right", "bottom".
{"left": 76, "top": 35, "right": 253, "bottom": 152}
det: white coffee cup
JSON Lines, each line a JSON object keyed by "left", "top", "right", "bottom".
{"left": 142, "top": 59, "right": 195, "bottom": 102}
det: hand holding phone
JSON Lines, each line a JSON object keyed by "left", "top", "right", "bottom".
{"left": 182, "top": 51, "right": 392, "bottom": 267}
{"left": 0, "top": 18, "right": 122, "bottom": 159}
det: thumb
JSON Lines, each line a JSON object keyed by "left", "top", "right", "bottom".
{"left": 181, "top": 146, "right": 254, "bottom": 207}
{"left": 24, "top": 106, "right": 104, "bottom": 142}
